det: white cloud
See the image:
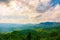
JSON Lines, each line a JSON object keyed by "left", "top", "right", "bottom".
{"left": 0, "top": 0, "right": 60, "bottom": 24}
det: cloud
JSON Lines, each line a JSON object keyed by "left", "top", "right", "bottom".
{"left": 36, "top": 3, "right": 50, "bottom": 13}
{"left": 34, "top": 4, "right": 60, "bottom": 23}
{"left": 0, "top": 0, "right": 60, "bottom": 24}
{"left": 0, "top": 0, "right": 10, "bottom": 3}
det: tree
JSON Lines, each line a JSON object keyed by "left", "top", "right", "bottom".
{"left": 36, "top": 35, "right": 40, "bottom": 40}
{"left": 27, "top": 32, "right": 31, "bottom": 40}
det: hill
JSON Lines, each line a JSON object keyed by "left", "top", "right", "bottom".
{"left": 0, "top": 22, "right": 60, "bottom": 33}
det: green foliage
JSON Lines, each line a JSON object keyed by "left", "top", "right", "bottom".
{"left": 0, "top": 29, "right": 60, "bottom": 40}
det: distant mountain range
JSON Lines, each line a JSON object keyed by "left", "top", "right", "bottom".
{"left": 0, "top": 22, "right": 60, "bottom": 33}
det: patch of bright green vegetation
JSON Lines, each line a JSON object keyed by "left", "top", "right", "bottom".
{"left": 0, "top": 28, "right": 60, "bottom": 40}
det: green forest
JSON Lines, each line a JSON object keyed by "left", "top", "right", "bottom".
{"left": 0, "top": 28, "right": 60, "bottom": 40}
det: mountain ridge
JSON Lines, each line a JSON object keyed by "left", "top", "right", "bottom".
{"left": 0, "top": 22, "right": 60, "bottom": 33}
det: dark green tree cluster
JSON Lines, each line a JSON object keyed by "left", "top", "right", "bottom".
{"left": 0, "top": 29, "right": 60, "bottom": 40}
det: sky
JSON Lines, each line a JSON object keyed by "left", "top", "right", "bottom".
{"left": 0, "top": 0, "right": 60, "bottom": 24}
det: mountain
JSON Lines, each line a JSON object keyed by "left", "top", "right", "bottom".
{"left": 0, "top": 22, "right": 60, "bottom": 33}
{"left": 0, "top": 23, "right": 36, "bottom": 33}
{"left": 35, "top": 22, "right": 60, "bottom": 28}
{"left": 40, "top": 22, "right": 54, "bottom": 25}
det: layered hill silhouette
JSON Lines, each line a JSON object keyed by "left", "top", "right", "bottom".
{"left": 0, "top": 22, "right": 60, "bottom": 33}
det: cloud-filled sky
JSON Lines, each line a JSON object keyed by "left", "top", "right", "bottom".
{"left": 0, "top": 0, "right": 60, "bottom": 24}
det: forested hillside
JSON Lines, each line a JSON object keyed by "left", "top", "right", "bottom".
{"left": 0, "top": 22, "right": 60, "bottom": 40}
{"left": 0, "top": 28, "right": 60, "bottom": 40}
